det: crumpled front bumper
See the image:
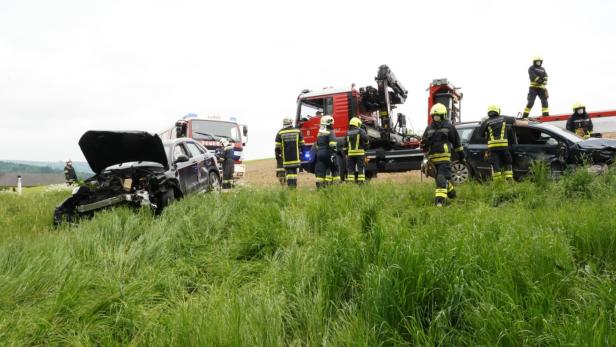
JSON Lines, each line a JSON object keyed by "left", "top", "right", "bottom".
{"left": 75, "top": 191, "right": 156, "bottom": 213}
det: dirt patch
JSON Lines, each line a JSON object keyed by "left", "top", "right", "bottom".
{"left": 601, "top": 132, "right": 616, "bottom": 139}
{"left": 240, "top": 158, "right": 426, "bottom": 188}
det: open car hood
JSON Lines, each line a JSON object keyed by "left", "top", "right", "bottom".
{"left": 79, "top": 131, "right": 169, "bottom": 174}
{"left": 575, "top": 138, "right": 616, "bottom": 150}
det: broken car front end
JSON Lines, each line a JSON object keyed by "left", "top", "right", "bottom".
{"left": 53, "top": 163, "right": 175, "bottom": 225}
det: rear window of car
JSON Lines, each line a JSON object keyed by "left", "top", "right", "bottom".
{"left": 463, "top": 126, "right": 487, "bottom": 144}
{"left": 456, "top": 127, "right": 475, "bottom": 144}
{"left": 185, "top": 142, "right": 205, "bottom": 157}
{"left": 173, "top": 144, "right": 189, "bottom": 160}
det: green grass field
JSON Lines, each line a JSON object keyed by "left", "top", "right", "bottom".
{"left": 1, "top": 169, "right": 616, "bottom": 346}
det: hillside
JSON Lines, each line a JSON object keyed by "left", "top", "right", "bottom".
{"left": 1, "top": 170, "right": 615, "bottom": 345}
{"left": 1, "top": 160, "right": 93, "bottom": 175}
{"left": 0, "top": 161, "right": 92, "bottom": 187}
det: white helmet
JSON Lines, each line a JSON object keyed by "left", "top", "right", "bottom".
{"left": 282, "top": 117, "right": 293, "bottom": 127}
{"left": 320, "top": 115, "right": 334, "bottom": 126}
{"left": 220, "top": 138, "right": 229, "bottom": 147}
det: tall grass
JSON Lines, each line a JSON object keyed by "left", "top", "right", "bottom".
{"left": 1, "top": 170, "right": 616, "bottom": 345}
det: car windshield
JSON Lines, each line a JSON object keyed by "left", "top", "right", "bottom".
{"left": 536, "top": 123, "right": 583, "bottom": 143}
{"left": 191, "top": 120, "right": 241, "bottom": 142}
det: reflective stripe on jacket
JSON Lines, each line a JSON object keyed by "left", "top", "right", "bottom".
{"left": 275, "top": 127, "right": 304, "bottom": 166}
{"left": 346, "top": 127, "right": 368, "bottom": 156}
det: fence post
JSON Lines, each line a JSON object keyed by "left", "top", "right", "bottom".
{"left": 17, "top": 175, "right": 22, "bottom": 195}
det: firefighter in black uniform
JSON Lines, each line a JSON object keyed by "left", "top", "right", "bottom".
{"left": 523, "top": 56, "right": 549, "bottom": 117}
{"left": 346, "top": 117, "right": 369, "bottom": 183}
{"left": 314, "top": 115, "right": 338, "bottom": 189}
{"left": 566, "top": 102, "right": 594, "bottom": 139}
{"left": 421, "top": 104, "right": 465, "bottom": 207}
{"left": 275, "top": 118, "right": 294, "bottom": 185}
{"left": 63, "top": 160, "right": 77, "bottom": 185}
{"left": 274, "top": 118, "right": 304, "bottom": 188}
{"left": 175, "top": 120, "right": 188, "bottom": 138}
{"left": 220, "top": 139, "right": 235, "bottom": 189}
{"left": 480, "top": 105, "right": 527, "bottom": 181}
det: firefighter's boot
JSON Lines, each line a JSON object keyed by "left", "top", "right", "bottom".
{"left": 435, "top": 188, "right": 448, "bottom": 207}
{"left": 447, "top": 182, "right": 457, "bottom": 199}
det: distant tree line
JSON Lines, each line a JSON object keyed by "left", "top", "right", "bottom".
{"left": 0, "top": 161, "right": 59, "bottom": 173}
{"left": 0, "top": 161, "right": 90, "bottom": 179}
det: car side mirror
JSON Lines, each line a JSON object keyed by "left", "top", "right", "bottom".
{"left": 174, "top": 154, "right": 189, "bottom": 164}
{"left": 242, "top": 125, "right": 248, "bottom": 137}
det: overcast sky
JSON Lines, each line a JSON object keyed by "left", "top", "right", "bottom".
{"left": 1, "top": 0, "right": 615, "bottom": 162}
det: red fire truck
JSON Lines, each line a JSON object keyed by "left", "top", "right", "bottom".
{"left": 296, "top": 65, "right": 462, "bottom": 178}
{"left": 159, "top": 114, "right": 248, "bottom": 178}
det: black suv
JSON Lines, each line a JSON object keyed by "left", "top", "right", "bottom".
{"left": 424, "top": 122, "right": 616, "bottom": 183}
{"left": 54, "top": 131, "right": 221, "bottom": 224}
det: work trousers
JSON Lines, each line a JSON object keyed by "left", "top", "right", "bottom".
{"left": 347, "top": 155, "right": 366, "bottom": 183}
{"left": 523, "top": 87, "right": 549, "bottom": 117}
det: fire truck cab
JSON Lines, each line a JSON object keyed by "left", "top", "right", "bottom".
{"left": 159, "top": 114, "right": 248, "bottom": 179}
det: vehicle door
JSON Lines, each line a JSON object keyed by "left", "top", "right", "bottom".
{"left": 173, "top": 143, "right": 199, "bottom": 193}
{"left": 184, "top": 141, "right": 209, "bottom": 190}
{"left": 511, "top": 126, "right": 562, "bottom": 177}
{"left": 296, "top": 96, "right": 334, "bottom": 146}
{"left": 464, "top": 126, "right": 491, "bottom": 180}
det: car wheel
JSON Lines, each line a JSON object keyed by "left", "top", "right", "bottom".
{"left": 451, "top": 161, "right": 470, "bottom": 185}
{"left": 208, "top": 171, "right": 222, "bottom": 193}
{"left": 53, "top": 206, "right": 76, "bottom": 226}
{"left": 156, "top": 189, "right": 175, "bottom": 214}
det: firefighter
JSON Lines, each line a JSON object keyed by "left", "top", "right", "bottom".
{"left": 480, "top": 105, "right": 527, "bottom": 181}
{"left": 314, "top": 115, "right": 338, "bottom": 189}
{"left": 220, "top": 139, "right": 235, "bottom": 189}
{"left": 421, "top": 104, "right": 465, "bottom": 207}
{"left": 346, "top": 117, "right": 369, "bottom": 183}
{"left": 566, "top": 102, "right": 593, "bottom": 139}
{"left": 274, "top": 118, "right": 293, "bottom": 185}
{"left": 175, "top": 120, "right": 188, "bottom": 138}
{"left": 274, "top": 117, "right": 304, "bottom": 188}
{"left": 523, "top": 56, "right": 549, "bottom": 118}
{"left": 63, "top": 160, "right": 77, "bottom": 185}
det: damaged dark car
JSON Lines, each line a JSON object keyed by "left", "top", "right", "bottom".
{"left": 53, "top": 131, "right": 221, "bottom": 225}
{"left": 424, "top": 122, "right": 616, "bottom": 183}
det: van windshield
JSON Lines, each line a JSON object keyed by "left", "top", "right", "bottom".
{"left": 191, "top": 120, "right": 241, "bottom": 142}
{"left": 297, "top": 97, "right": 333, "bottom": 122}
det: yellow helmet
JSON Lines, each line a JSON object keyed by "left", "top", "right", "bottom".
{"left": 572, "top": 102, "right": 585, "bottom": 111}
{"left": 349, "top": 117, "right": 362, "bottom": 127}
{"left": 533, "top": 55, "right": 543, "bottom": 62}
{"left": 487, "top": 104, "right": 501, "bottom": 116}
{"left": 430, "top": 103, "right": 447, "bottom": 116}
